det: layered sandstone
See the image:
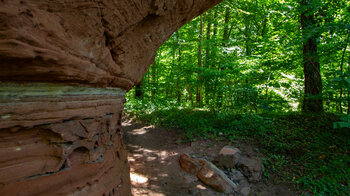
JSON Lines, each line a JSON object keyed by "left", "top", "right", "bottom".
{"left": 0, "top": 0, "right": 221, "bottom": 195}
{"left": 0, "top": 83, "right": 131, "bottom": 195}
{"left": 0, "top": 0, "right": 221, "bottom": 90}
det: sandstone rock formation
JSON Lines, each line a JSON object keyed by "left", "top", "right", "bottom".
{"left": 0, "top": 0, "right": 221, "bottom": 195}
{"left": 0, "top": 0, "right": 221, "bottom": 90}
{"left": 0, "top": 83, "right": 131, "bottom": 196}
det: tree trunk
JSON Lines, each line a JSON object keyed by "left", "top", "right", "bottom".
{"left": 243, "top": 15, "right": 251, "bottom": 56}
{"left": 135, "top": 80, "right": 143, "bottom": 99}
{"left": 176, "top": 31, "right": 182, "bottom": 103}
{"left": 217, "top": 7, "right": 230, "bottom": 111}
{"left": 222, "top": 8, "right": 230, "bottom": 46}
{"left": 187, "top": 84, "right": 194, "bottom": 107}
{"left": 348, "top": 53, "right": 350, "bottom": 114}
{"left": 205, "top": 12, "right": 212, "bottom": 67}
{"left": 196, "top": 14, "right": 203, "bottom": 107}
{"left": 210, "top": 10, "right": 219, "bottom": 108}
{"left": 151, "top": 55, "right": 157, "bottom": 100}
{"left": 301, "top": 0, "right": 323, "bottom": 112}
{"left": 204, "top": 11, "right": 212, "bottom": 106}
{"left": 339, "top": 30, "right": 350, "bottom": 113}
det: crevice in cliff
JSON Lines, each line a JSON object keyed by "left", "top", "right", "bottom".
{"left": 25, "top": 159, "right": 69, "bottom": 181}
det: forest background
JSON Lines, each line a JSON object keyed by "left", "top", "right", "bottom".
{"left": 124, "top": 0, "right": 350, "bottom": 195}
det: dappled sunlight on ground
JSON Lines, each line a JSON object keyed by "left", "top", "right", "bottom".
{"left": 130, "top": 173, "right": 149, "bottom": 184}
{"left": 123, "top": 119, "right": 298, "bottom": 196}
{"left": 122, "top": 119, "right": 223, "bottom": 196}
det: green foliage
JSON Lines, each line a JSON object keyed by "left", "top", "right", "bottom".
{"left": 125, "top": 0, "right": 350, "bottom": 194}
{"left": 132, "top": 0, "right": 350, "bottom": 114}
{"left": 333, "top": 114, "right": 350, "bottom": 128}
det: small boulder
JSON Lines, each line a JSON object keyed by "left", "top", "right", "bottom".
{"left": 218, "top": 146, "right": 241, "bottom": 168}
{"left": 237, "top": 156, "right": 263, "bottom": 182}
{"left": 179, "top": 153, "right": 202, "bottom": 174}
{"left": 229, "top": 169, "right": 245, "bottom": 184}
{"left": 240, "top": 186, "right": 251, "bottom": 196}
{"left": 197, "top": 159, "right": 237, "bottom": 193}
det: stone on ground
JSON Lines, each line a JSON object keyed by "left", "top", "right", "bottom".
{"left": 237, "top": 156, "right": 263, "bottom": 182}
{"left": 179, "top": 153, "right": 238, "bottom": 194}
{"left": 179, "top": 153, "right": 202, "bottom": 175}
{"left": 197, "top": 159, "right": 237, "bottom": 193}
{"left": 218, "top": 146, "right": 241, "bottom": 168}
{"left": 240, "top": 186, "right": 251, "bottom": 196}
{"left": 229, "top": 169, "right": 245, "bottom": 184}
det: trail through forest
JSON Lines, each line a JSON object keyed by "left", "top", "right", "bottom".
{"left": 123, "top": 119, "right": 298, "bottom": 196}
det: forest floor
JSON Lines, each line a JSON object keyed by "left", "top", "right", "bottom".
{"left": 122, "top": 118, "right": 298, "bottom": 196}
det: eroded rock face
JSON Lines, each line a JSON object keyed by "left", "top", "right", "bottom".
{"left": 0, "top": 0, "right": 221, "bottom": 195}
{"left": 0, "top": 84, "right": 131, "bottom": 195}
{"left": 0, "top": 0, "right": 221, "bottom": 90}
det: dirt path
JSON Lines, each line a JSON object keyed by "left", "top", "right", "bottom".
{"left": 122, "top": 119, "right": 297, "bottom": 196}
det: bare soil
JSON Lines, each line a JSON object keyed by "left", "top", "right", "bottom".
{"left": 122, "top": 119, "right": 297, "bottom": 196}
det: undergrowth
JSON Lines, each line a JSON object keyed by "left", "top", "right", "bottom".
{"left": 124, "top": 99, "right": 350, "bottom": 195}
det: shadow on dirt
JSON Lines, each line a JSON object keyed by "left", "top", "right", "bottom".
{"left": 122, "top": 119, "right": 297, "bottom": 196}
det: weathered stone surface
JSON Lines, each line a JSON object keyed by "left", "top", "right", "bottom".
{"left": 0, "top": 0, "right": 222, "bottom": 90}
{"left": 0, "top": 84, "right": 131, "bottom": 195}
{"left": 237, "top": 156, "right": 263, "bottom": 183}
{"left": 218, "top": 146, "right": 241, "bottom": 168}
{"left": 240, "top": 186, "right": 251, "bottom": 196}
{"left": 0, "top": 0, "right": 222, "bottom": 195}
{"left": 179, "top": 153, "right": 237, "bottom": 194}
{"left": 197, "top": 159, "right": 237, "bottom": 193}
{"left": 179, "top": 153, "right": 202, "bottom": 175}
{"left": 229, "top": 169, "right": 245, "bottom": 184}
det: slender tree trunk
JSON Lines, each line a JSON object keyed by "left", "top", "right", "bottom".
{"left": 135, "top": 80, "right": 143, "bottom": 99}
{"left": 243, "top": 15, "right": 251, "bottom": 56}
{"left": 217, "top": 8, "right": 230, "bottom": 111}
{"left": 196, "top": 14, "right": 203, "bottom": 107}
{"left": 300, "top": 0, "right": 323, "bottom": 112}
{"left": 176, "top": 31, "right": 182, "bottom": 103}
{"left": 205, "top": 12, "right": 212, "bottom": 67}
{"left": 265, "top": 72, "right": 271, "bottom": 100}
{"left": 166, "top": 68, "right": 173, "bottom": 98}
{"left": 211, "top": 10, "right": 218, "bottom": 109}
{"left": 188, "top": 84, "right": 194, "bottom": 107}
{"left": 204, "top": 11, "right": 212, "bottom": 106}
{"left": 222, "top": 8, "right": 230, "bottom": 47}
{"left": 151, "top": 55, "right": 157, "bottom": 100}
{"left": 339, "top": 63, "right": 343, "bottom": 114}
{"left": 340, "top": 30, "right": 350, "bottom": 113}
{"left": 348, "top": 54, "right": 350, "bottom": 114}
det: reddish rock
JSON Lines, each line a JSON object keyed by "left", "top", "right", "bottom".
{"left": 218, "top": 146, "right": 241, "bottom": 168}
{"left": 0, "top": 87, "right": 131, "bottom": 195}
{"left": 179, "top": 153, "right": 202, "bottom": 175}
{"left": 0, "top": 0, "right": 222, "bottom": 90}
{"left": 197, "top": 159, "right": 237, "bottom": 193}
{"left": 179, "top": 154, "right": 237, "bottom": 194}
{"left": 0, "top": 0, "right": 222, "bottom": 195}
